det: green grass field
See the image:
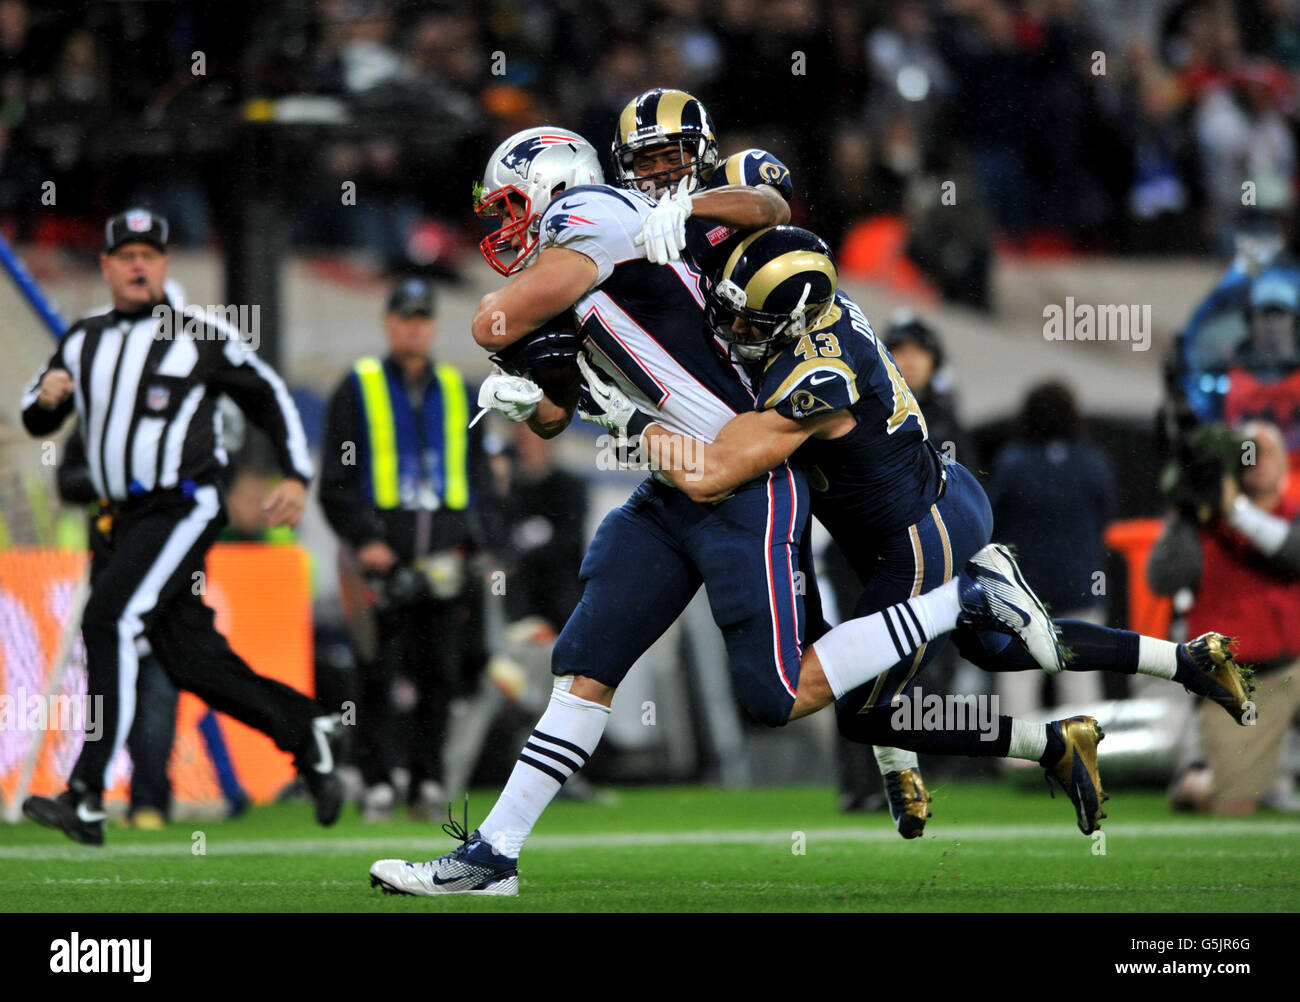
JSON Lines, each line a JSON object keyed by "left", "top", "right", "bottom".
{"left": 2, "top": 781, "right": 1297, "bottom": 912}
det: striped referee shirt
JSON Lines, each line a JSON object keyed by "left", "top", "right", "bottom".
{"left": 21, "top": 300, "right": 312, "bottom": 501}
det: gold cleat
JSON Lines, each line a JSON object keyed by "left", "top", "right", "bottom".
{"left": 1182, "top": 633, "right": 1256, "bottom": 725}
{"left": 1043, "top": 715, "right": 1108, "bottom": 835}
{"left": 883, "top": 767, "right": 931, "bottom": 839}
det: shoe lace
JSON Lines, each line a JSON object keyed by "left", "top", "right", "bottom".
{"left": 441, "top": 793, "right": 471, "bottom": 846}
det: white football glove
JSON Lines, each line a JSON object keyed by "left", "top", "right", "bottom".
{"left": 634, "top": 178, "right": 694, "bottom": 265}
{"left": 473, "top": 369, "right": 544, "bottom": 425}
{"left": 576, "top": 354, "right": 646, "bottom": 437}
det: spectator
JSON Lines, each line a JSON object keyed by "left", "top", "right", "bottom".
{"left": 1223, "top": 272, "right": 1300, "bottom": 469}
{"left": 318, "top": 277, "right": 493, "bottom": 822}
{"left": 1148, "top": 420, "right": 1300, "bottom": 813}
{"left": 986, "top": 382, "right": 1117, "bottom": 717}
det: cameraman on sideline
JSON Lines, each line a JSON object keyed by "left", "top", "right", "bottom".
{"left": 1148, "top": 420, "right": 1300, "bottom": 814}
{"left": 319, "top": 278, "right": 494, "bottom": 822}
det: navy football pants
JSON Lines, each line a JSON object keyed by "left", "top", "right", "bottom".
{"left": 553, "top": 465, "right": 808, "bottom": 727}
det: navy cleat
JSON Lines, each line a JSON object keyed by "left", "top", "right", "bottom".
{"left": 883, "top": 767, "right": 931, "bottom": 839}
{"left": 369, "top": 803, "right": 518, "bottom": 896}
{"left": 1042, "top": 715, "right": 1108, "bottom": 835}
{"left": 22, "top": 786, "right": 106, "bottom": 846}
{"left": 1178, "top": 633, "right": 1256, "bottom": 725}
{"left": 958, "top": 543, "right": 1064, "bottom": 675}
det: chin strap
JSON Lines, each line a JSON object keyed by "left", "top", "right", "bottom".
{"left": 786, "top": 282, "right": 812, "bottom": 339}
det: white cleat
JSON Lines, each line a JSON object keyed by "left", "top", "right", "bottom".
{"left": 369, "top": 828, "right": 519, "bottom": 896}
{"left": 958, "top": 543, "right": 1065, "bottom": 674}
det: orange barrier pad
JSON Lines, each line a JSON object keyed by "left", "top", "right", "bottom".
{"left": 0, "top": 544, "right": 313, "bottom": 809}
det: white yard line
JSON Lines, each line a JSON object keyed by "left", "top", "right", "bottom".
{"left": 0, "top": 819, "right": 1297, "bottom": 861}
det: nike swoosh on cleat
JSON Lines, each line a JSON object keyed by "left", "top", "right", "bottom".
{"left": 311, "top": 722, "right": 334, "bottom": 774}
{"left": 76, "top": 805, "right": 106, "bottom": 823}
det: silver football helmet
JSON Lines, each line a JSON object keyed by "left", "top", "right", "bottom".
{"left": 474, "top": 126, "right": 603, "bottom": 276}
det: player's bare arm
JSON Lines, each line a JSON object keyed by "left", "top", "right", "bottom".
{"left": 472, "top": 246, "right": 597, "bottom": 437}
{"left": 647, "top": 407, "right": 850, "bottom": 503}
{"left": 689, "top": 184, "right": 790, "bottom": 228}
{"left": 470, "top": 247, "right": 597, "bottom": 350}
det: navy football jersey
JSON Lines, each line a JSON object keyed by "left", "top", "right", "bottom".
{"left": 755, "top": 291, "right": 944, "bottom": 570}
{"left": 685, "top": 149, "right": 793, "bottom": 277}
{"left": 537, "top": 184, "right": 755, "bottom": 441}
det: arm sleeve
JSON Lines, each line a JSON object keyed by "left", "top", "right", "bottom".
{"left": 537, "top": 187, "right": 645, "bottom": 285}
{"left": 761, "top": 354, "right": 859, "bottom": 420}
{"left": 207, "top": 329, "right": 313, "bottom": 483}
{"left": 721, "top": 149, "right": 794, "bottom": 201}
{"left": 20, "top": 340, "right": 74, "bottom": 437}
{"left": 1146, "top": 516, "right": 1204, "bottom": 596}
{"left": 318, "top": 374, "right": 389, "bottom": 547}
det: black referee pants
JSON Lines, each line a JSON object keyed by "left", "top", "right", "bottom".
{"left": 70, "top": 484, "right": 318, "bottom": 794}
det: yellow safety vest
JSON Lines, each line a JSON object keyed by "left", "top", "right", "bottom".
{"left": 352, "top": 357, "right": 469, "bottom": 510}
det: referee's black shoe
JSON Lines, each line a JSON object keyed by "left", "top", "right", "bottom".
{"left": 296, "top": 714, "right": 344, "bottom": 827}
{"left": 22, "top": 785, "right": 106, "bottom": 846}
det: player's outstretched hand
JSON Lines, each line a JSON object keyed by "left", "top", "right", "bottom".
{"left": 263, "top": 478, "right": 307, "bottom": 529}
{"left": 634, "top": 178, "right": 693, "bottom": 265}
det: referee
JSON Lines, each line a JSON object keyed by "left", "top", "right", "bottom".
{"left": 19, "top": 208, "right": 341, "bottom": 844}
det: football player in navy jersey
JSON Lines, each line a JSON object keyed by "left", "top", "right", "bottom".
{"left": 590, "top": 225, "right": 1252, "bottom": 839}
{"left": 608, "top": 87, "right": 793, "bottom": 277}
{"left": 368, "top": 128, "right": 1063, "bottom": 896}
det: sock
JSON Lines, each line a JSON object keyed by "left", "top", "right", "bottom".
{"left": 816, "top": 579, "right": 962, "bottom": 699}
{"left": 1008, "top": 718, "right": 1049, "bottom": 762}
{"left": 1052, "top": 620, "right": 1140, "bottom": 674}
{"left": 873, "top": 745, "right": 919, "bottom": 775}
{"left": 1137, "top": 634, "right": 1178, "bottom": 680}
{"left": 478, "top": 679, "right": 611, "bottom": 858}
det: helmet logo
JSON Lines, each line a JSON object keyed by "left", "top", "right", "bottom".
{"left": 501, "top": 133, "right": 579, "bottom": 179}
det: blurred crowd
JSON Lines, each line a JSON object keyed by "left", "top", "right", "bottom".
{"left": 2, "top": 0, "right": 1299, "bottom": 300}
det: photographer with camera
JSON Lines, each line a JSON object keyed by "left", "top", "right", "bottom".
{"left": 1148, "top": 420, "right": 1300, "bottom": 814}
{"left": 320, "top": 278, "right": 494, "bottom": 821}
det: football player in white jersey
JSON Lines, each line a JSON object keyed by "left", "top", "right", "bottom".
{"left": 367, "top": 126, "right": 1062, "bottom": 896}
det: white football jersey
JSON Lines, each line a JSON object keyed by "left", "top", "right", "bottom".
{"left": 537, "top": 185, "right": 755, "bottom": 443}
